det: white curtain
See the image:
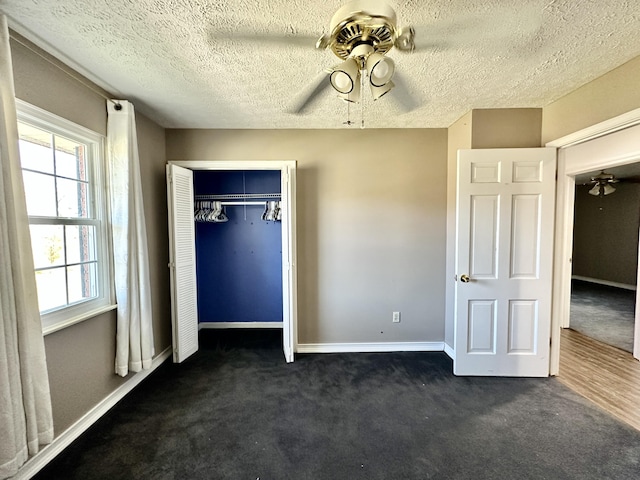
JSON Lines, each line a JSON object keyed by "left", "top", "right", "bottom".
{"left": 107, "top": 100, "right": 154, "bottom": 377}
{"left": 0, "top": 15, "right": 54, "bottom": 479}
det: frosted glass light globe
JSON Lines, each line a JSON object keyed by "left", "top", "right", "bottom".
{"left": 333, "top": 71, "right": 352, "bottom": 92}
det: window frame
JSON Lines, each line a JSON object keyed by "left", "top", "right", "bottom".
{"left": 16, "top": 99, "right": 115, "bottom": 335}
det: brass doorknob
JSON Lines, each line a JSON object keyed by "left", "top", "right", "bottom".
{"left": 460, "top": 274, "right": 470, "bottom": 283}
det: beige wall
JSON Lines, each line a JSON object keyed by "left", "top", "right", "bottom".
{"left": 11, "top": 34, "right": 106, "bottom": 136}
{"left": 542, "top": 55, "right": 640, "bottom": 144}
{"left": 573, "top": 182, "right": 640, "bottom": 286}
{"left": 11, "top": 36, "right": 170, "bottom": 433}
{"left": 166, "top": 128, "right": 448, "bottom": 344}
{"left": 136, "top": 111, "right": 172, "bottom": 355}
{"left": 471, "top": 109, "right": 542, "bottom": 149}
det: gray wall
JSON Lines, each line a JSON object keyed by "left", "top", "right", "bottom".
{"left": 572, "top": 182, "right": 640, "bottom": 286}
{"left": 166, "top": 128, "right": 448, "bottom": 345}
{"left": 11, "top": 36, "right": 171, "bottom": 433}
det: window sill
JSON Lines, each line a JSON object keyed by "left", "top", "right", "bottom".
{"left": 42, "top": 303, "right": 118, "bottom": 336}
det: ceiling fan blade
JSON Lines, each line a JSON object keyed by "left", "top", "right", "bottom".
{"left": 209, "top": 31, "right": 321, "bottom": 49}
{"left": 288, "top": 69, "right": 333, "bottom": 114}
{"left": 407, "top": 4, "right": 543, "bottom": 53}
{"left": 389, "top": 71, "right": 420, "bottom": 113}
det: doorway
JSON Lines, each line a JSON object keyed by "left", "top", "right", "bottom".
{"left": 550, "top": 120, "right": 640, "bottom": 372}
{"left": 569, "top": 167, "right": 640, "bottom": 353}
{"left": 166, "top": 160, "right": 298, "bottom": 364}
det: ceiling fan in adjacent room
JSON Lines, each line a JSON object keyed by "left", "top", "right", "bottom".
{"left": 586, "top": 171, "right": 619, "bottom": 196}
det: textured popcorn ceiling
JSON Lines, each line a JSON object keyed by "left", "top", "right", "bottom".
{"left": 1, "top": 0, "right": 640, "bottom": 129}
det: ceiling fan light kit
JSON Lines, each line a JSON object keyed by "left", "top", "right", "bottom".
{"left": 588, "top": 183, "right": 616, "bottom": 197}
{"left": 370, "top": 79, "right": 394, "bottom": 100}
{"left": 330, "top": 58, "right": 360, "bottom": 94}
{"left": 366, "top": 52, "right": 395, "bottom": 87}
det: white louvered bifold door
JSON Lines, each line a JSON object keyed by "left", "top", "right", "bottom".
{"left": 167, "top": 164, "right": 199, "bottom": 363}
{"left": 281, "top": 163, "right": 297, "bottom": 363}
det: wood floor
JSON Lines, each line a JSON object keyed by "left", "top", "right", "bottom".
{"left": 558, "top": 328, "right": 640, "bottom": 431}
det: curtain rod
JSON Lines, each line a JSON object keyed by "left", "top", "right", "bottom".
{"left": 9, "top": 31, "right": 122, "bottom": 110}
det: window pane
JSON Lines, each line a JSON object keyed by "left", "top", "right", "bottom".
{"left": 65, "top": 225, "right": 97, "bottom": 264}
{"left": 57, "top": 177, "right": 90, "bottom": 218}
{"left": 55, "top": 136, "right": 87, "bottom": 181}
{"left": 35, "top": 267, "right": 67, "bottom": 312}
{"left": 18, "top": 105, "right": 109, "bottom": 323}
{"left": 18, "top": 123, "right": 54, "bottom": 174}
{"left": 67, "top": 263, "right": 97, "bottom": 304}
{"left": 30, "top": 224, "right": 65, "bottom": 269}
{"left": 22, "top": 171, "right": 57, "bottom": 216}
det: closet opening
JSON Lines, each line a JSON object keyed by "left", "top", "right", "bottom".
{"left": 167, "top": 161, "right": 297, "bottom": 364}
{"left": 194, "top": 169, "right": 283, "bottom": 328}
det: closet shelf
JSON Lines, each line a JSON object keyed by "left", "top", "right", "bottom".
{"left": 194, "top": 193, "right": 280, "bottom": 200}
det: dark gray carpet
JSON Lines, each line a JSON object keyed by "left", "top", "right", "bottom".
{"left": 35, "top": 330, "right": 640, "bottom": 480}
{"left": 570, "top": 280, "right": 636, "bottom": 352}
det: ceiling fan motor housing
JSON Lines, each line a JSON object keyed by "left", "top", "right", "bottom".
{"left": 327, "top": 0, "right": 398, "bottom": 59}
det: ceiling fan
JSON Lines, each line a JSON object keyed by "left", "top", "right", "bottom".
{"left": 274, "top": 0, "right": 419, "bottom": 115}
{"left": 587, "top": 171, "right": 619, "bottom": 197}
{"left": 210, "top": 0, "right": 421, "bottom": 114}
{"left": 311, "top": 0, "right": 414, "bottom": 104}
{"left": 212, "top": 0, "right": 543, "bottom": 115}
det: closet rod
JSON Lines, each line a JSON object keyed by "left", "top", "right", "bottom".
{"left": 218, "top": 201, "right": 265, "bottom": 206}
{"left": 194, "top": 193, "right": 280, "bottom": 200}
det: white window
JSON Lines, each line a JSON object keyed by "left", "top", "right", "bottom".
{"left": 17, "top": 100, "right": 114, "bottom": 334}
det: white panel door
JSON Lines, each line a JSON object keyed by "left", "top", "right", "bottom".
{"left": 454, "top": 148, "right": 556, "bottom": 376}
{"left": 167, "top": 164, "right": 199, "bottom": 363}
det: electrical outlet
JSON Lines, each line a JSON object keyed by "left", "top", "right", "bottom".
{"left": 392, "top": 311, "right": 401, "bottom": 323}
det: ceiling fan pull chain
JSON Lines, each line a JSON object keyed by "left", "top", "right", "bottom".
{"left": 343, "top": 95, "right": 352, "bottom": 127}
{"left": 361, "top": 69, "right": 366, "bottom": 129}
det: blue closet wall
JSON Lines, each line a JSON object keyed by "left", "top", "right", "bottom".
{"left": 193, "top": 170, "right": 283, "bottom": 323}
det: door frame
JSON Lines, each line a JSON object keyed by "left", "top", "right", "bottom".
{"left": 167, "top": 160, "right": 298, "bottom": 362}
{"left": 547, "top": 108, "right": 640, "bottom": 372}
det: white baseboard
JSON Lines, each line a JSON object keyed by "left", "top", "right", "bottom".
{"left": 199, "top": 322, "right": 283, "bottom": 329}
{"left": 571, "top": 275, "right": 636, "bottom": 291}
{"left": 296, "top": 341, "right": 444, "bottom": 354}
{"left": 444, "top": 343, "right": 455, "bottom": 359}
{"left": 15, "top": 346, "right": 173, "bottom": 480}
